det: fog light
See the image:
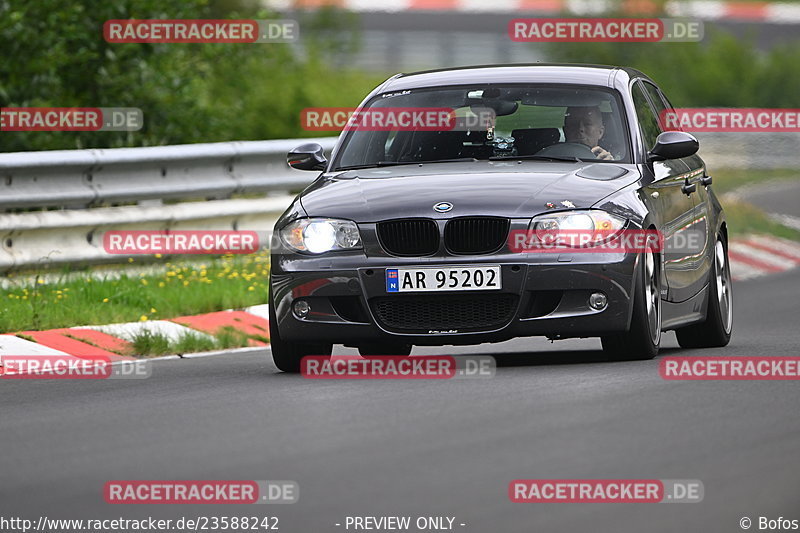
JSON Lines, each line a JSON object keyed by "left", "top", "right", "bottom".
{"left": 293, "top": 300, "right": 311, "bottom": 318}
{"left": 589, "top": 292, "right": 607, "bottom": 310}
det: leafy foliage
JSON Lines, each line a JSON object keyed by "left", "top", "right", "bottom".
{"left": 546, "top": 28, "right": 800, "bottom": 108}
{"left": 0, "top": 0, "right": 385, "bottom": 151}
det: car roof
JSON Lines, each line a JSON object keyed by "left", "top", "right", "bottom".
{"left": 380, "top": 63, "right": 654, "bottom": 92}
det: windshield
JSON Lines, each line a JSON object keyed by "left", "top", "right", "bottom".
{"left": 331, "top": 84, "right": 630, "bottom": 171}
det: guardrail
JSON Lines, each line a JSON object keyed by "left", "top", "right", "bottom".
{"left": 0, "top": 138, "right": 338, "bottom": 210}
{"left": 0, "top": 132, "right": 794, "bottom": 272}
{"left": 0, "top": 138, "right": 338, "bottom": 272}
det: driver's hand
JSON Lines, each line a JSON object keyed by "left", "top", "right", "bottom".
{"left": 591, "top": 146, "right": 614, "bottom": 160}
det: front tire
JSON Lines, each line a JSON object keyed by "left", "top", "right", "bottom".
{"left": 268, "top": 295, "right": 332, "bottom": 373}
{"left": 601, "top": 248, "right": 661, "bottom": 361}
{"left": 675, "top": 236, "right": 733, "bottom": 348}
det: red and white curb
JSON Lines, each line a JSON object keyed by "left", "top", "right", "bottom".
{"left": 0, "top": 305, "right": 270, "bottom": 372}
{"left": 729, "top": 234, "right": 800, "bottom": 281}
{"left": 275, "top": 0, "right": 800, "bottom": 23}
{"left": 1, "top": 237, "right": 797, "bottom": 370}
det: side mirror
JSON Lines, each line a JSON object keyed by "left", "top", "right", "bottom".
{"left": 647, "top": 131, "right": 699, "bottom": 162}
{"left": 287, "top": 143, "right": 327, "bottom": 171}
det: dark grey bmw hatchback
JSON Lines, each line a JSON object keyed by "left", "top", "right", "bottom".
{"left": 269, "top": 64, "right": 733, "bottom": 372}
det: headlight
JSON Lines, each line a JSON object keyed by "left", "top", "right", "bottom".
{"left": 280, "top": 218, "right": 362, "bottom": 254}
{"left": 529, "top": 210, "right": 626, "bottom": 247}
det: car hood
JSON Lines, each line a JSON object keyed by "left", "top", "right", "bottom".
{"left": 299, "top": 161, "right": 639, "bottom": 222}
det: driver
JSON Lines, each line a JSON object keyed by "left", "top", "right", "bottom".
{"left": 563, "top": 106, "right": 614, "bottom": 160}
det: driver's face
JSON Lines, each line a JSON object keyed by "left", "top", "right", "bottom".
{"left": 564, "top": 109, "right": 605, "bottom": 147}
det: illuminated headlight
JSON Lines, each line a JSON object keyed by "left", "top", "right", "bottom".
{"left": 530, "top": 210, "right": 626, "bottom": 247}
{"left": 280, "top": 218, "right": 362, "bottom": 254}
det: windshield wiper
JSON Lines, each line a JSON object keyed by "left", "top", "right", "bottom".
{"left": 335, "top": 161, "right": 407, "bottom": 171}
{"left": 489, "top": 154, "right": 583, "bottom": 163}
{"left": 415, "top": 157, "right": 479, "bottom": 165}
{"left": 335, "top": 158, "right": 478, "bottom": 171}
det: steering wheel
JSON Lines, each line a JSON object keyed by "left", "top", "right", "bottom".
{"left": 535, "top": 142, "right": 597, "bottom": 159}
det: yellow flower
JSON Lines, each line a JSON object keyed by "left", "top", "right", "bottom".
{"left": 158, "top": 282, "right": 165, "bottom": 288}
{"left": 141, "top": 279, "right": 149, "bottom": 286}
{"left": 150, "top": 307, "right": 157, "bottom": 313}
{"left": 248, "top": 286, "right": 255, "bottom": 291}
{"left": 155, "top": 253, "right": 162, "bottom": 259}
{"left": 128, "top": 258, "right": 134, "bottom": 263}
{"left": 139, "top": 315, "right": 148, "bottom": 321}
{"left": 183, "top": 280, "right": 189, "bottom": 286}
{"left": 37, "top": 279, "right": 45, "bottom": 285}
{"left": 102, "top": 298, "right": 109, "bottom": 303}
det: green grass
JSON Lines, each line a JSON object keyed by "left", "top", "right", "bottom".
{"left": 0, "top": 251, "right": 270, "bottom": 333}
{"left": 711, "top": 168, "right": 800, "bottom": 240}
{"left": 215, "top": 326, "right": 262, "bottom": 350}
{"left": 720, "top": 198, "right": 800, "bottom": 241}
{"left": 131, "top": 330, "right": 174, "bottom": 357}
{"left": 129, "top": 328, "right": 257, "bottom": 357}
{"left": 712, "top": 168, "right": 800, "bottom": 196}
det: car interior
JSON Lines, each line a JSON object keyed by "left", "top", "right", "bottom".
{"left": 334, "top": 85, "right": 629, "bottom": 169}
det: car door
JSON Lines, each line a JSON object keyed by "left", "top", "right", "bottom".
{"left": 632, "top": 81, "right": 696, "bottom": 303}
{"left": 644, "top": 82, "right": 712, "bottom": 298}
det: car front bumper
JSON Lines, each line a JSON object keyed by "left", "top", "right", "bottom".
{"left": 270, "top": 252, "right": 639, "bottom": 346}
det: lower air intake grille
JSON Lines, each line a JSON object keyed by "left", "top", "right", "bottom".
{"left": 371, "top": 293, "right": 518, "bottom": 332}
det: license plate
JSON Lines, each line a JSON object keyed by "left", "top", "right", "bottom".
{"left": 386, "top": 266, "right": 501, "bottom": 293}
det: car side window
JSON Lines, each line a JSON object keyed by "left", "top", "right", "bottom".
{"left": 643, "top": 82, "right": 669, "bottom": 118}
{"left": 631, "top": 82, "right": 662, "bottom": 151}
{"left": 648, "top": 85, "right": 685, "bottom": 133}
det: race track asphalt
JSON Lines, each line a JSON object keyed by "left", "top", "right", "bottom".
{"left": 1, "top": 268, "right": 798, "bottom": 533}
